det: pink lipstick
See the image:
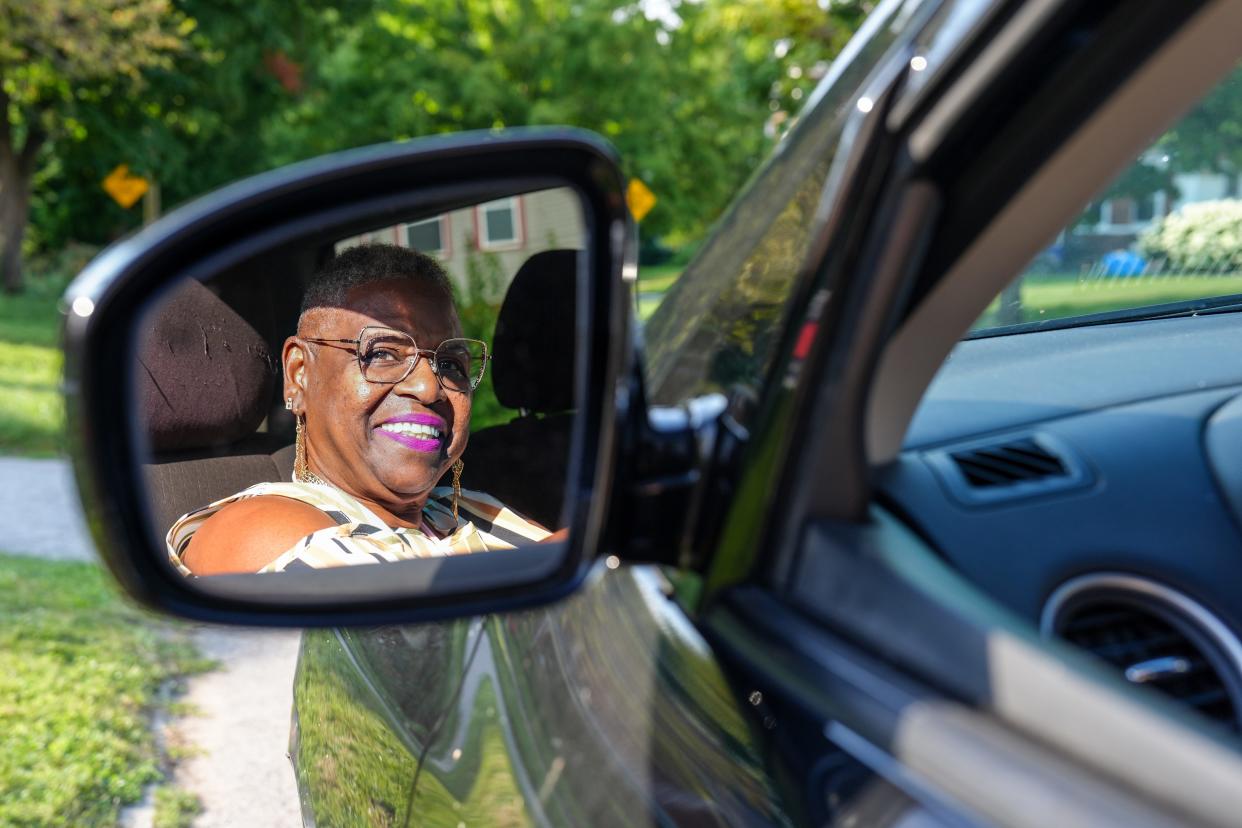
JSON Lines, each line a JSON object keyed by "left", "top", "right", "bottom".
{"left": 375, "top": 412, "right": 447, "bottom": 453}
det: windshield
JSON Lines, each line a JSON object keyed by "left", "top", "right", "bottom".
{"left": 972, "top": 61, "right": 1242, "bottom": 336}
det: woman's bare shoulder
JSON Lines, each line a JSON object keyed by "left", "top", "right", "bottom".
{"left": 182, "top": 495, "right": 335, "bottom": 575}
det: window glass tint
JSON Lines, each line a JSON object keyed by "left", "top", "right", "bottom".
{"left": 406, "top": 218, "right": 443, "bottom": 253}
{"left": 640, "top": 1, "right": 928, "bottom": 411}
{"left": 485, "top": 207, "right": 515, "bottom": 242}
{"left": 973, "top": 63, "right": 1242, "bottom": 334}
{"left": 477, "top": 198, "right": 521, "bottom": 250}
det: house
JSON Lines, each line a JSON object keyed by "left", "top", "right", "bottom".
{"left": 340, "top": 187, "right": 585, "bottom": 301}
{"left": 1065, "top": 155, "right": 1242, "bottom": 268}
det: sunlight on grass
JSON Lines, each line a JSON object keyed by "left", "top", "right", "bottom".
{"left": 153, "top": 785, "right": 204, "bottom": 828}
{"left": 0, "top": 273, "right": 67, "bottom": 457}
{"left": 0, "top": 554, "right": 208, "bottom": 827}
{"left": 0, "top": 340, "right": 64, "bottom": 456}
{"left": 293, "top": 631, "right": 420, "bottom": 826}
{"left": 635, "top": 264, "right": 683, "bottom": 322}
{"left": 977, "top": 274, "right": 1242, "bottom": 329}
{"left": 409, "top": 680, "right": 531, "bottom": 827}
{"left": 637, "top": 264, "right": 683, "bottom": 294}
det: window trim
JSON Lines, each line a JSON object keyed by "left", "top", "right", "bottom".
{"left": 475, "top": 196, "right": 525, "bottom": 251}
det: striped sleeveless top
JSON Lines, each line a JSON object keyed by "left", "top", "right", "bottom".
{"left": 166, "top": 482, "right": 550, "bottom": 576}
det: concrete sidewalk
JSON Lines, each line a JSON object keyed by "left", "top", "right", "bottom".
{"left": 0, "top": 457, "right": 96, "bottom": 561}
{"left": 0, "top": 456, "right": 303, "bottom": 827}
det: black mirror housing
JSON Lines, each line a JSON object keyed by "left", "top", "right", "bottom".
{"left": 63, "top": 129, "right": 634, "bottom": 626}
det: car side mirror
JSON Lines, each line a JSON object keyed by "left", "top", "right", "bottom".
{"left": 62, "top": 129, "right": 637, "bottom": 626}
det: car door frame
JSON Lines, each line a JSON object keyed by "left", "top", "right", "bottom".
{"left": 692, "top": 0, "right": 1242, "bottom": 825}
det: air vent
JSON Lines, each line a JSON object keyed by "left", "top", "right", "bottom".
{"left": 926, "top": 433, "right": 1089, "bottom": 506}
{"left": 1044, "top": 576, "right": 1242, "bottom": 732}
{"left": 949, "top": 438, "right": 1066, "bottom": 488}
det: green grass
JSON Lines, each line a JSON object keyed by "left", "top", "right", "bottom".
{"left": 407, "top": 679, "right": 530, "bottom": 827}
{"left": 975, "top": 274, "right": 1242, "bottom": 329}
{"left": 0, "top": 553, "right": 209, "bottom": 827}
{"left": 0, "top": 261, "right": 74, "bottom": 457}
{"left": 293, "top": 631, "right": 420, "bottom": 826}
{"left": 636, "top": 265, "right": 1242, "bottom": 331}
{"left": 636, "top": 263, "right": 683, "bottom": 294}
{"left": 153, "top": 786, "right": 204, "bottom": 828}
{"left": 635, "top": 264, "right": 683, "bottom": 322}
{"left": 0, "top": 337, "right": 64, "bottom": 457}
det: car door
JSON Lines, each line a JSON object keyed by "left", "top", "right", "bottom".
{"left": 397, "top": 0, "right": 1242, "bottom": 826}
{"left": 680, "top": 0, "right": 1242, "bottom": 826}
{"left": 288, "top": 0, "right": 1242, "bottom": 825}
{"left": 286, "top": 4, "right": 943, "bottom": 826}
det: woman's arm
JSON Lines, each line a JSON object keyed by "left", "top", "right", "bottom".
{"left": 181, "top": 496, "right": 335, "bottom": 575}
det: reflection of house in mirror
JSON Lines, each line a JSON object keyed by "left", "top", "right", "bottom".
{"left": 338, "top": 188, "right": 584, "bottom": 301}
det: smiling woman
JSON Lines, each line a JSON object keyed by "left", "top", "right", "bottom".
{"left": 166, "top": 244, "right": 555, "bottom": 576}
{"left": 162, "top": 243, "right": 551, "bottom": 573}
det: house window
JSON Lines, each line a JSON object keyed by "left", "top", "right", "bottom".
{"left": 1109, "top": 197, "right": 1135, "bottom": 225}
{"left": 477, "top": 197, "right": 523, "bottom": 250}
{"left": 1136, "top": 195, "right": 1156, "bottom": 222}
{"left": 405, "top": 216, "right": 449, "bottom": 257}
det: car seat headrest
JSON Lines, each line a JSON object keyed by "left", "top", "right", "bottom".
{"left": 491, "top": 249, "right": 577, "bottom": 413}
{"left": 137, "top": 279, "right": 276, "bottom": 452}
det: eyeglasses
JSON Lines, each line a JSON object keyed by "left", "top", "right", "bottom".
{"left": 302, "top": 326, "right": 490, "bottom": 392}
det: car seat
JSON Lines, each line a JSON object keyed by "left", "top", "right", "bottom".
{"left": 138, "top": 279, "right": 294, "bottom": 541}
{"left": 459, "top": 249, "right": 577, "bottom": 529}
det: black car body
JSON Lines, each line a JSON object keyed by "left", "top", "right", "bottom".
{"left": 65, "top": 0, "right": 1242, "bottom": 825}
{"left": 284, "top": 1, "right": 1242, "bottom": 824}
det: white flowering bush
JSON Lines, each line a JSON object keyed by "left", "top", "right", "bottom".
{"left": 1138, "top": 199, "right": 1242, "bottom": 272}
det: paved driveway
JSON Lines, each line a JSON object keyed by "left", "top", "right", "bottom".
{"left": 0, "top": 457, "right": 303, "bottom": 827}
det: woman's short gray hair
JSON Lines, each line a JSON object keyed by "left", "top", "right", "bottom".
{"left": 300, "top": 243, "right": 453, "bottom": 317}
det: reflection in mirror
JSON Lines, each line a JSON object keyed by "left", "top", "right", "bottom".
{"left": 134, "top": 186, "right": 583, "bottom": 585}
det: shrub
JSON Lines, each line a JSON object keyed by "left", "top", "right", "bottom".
{"left": 1138, "top": 199, "right": 1242, "bottom": 272}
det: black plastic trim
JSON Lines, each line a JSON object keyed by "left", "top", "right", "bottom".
{"left": 924, "top": 432, "right": 1092, "bottom": 507}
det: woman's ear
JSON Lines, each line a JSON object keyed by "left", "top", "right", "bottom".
{"left": 282, "top": 336, "right": 308, "bottom": 413}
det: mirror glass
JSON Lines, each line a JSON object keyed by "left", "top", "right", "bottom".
{"left": 132, "top": 184, "right": 584, "bottom": 599}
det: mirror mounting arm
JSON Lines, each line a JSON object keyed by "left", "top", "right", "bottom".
{"left": 612, "top": 379, "right": 750, "bottom": 570}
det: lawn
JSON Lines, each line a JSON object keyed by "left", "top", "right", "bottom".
{"left": 0, "top": 267, "right": 72, "bottom": 457}
{"left": 0, "top": 552, "right": 210, "bottom": 827}
{"left": 636, "top": 263, "right": 682, "bottom": 322}
{"left": 974, "top": 273, "right": 1242, "bottom": 329}
{"left": 636, "top": 263, "right": 683, "bottom": 294}
{"left": 636, "top": 265, "right": 1242, "bottom": 330}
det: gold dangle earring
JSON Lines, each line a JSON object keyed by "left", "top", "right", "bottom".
{"left": 294, "top": 412, "right": 308, "bottom": 482}
{"left": 294, "top": 415, "right": 328, "bottom": 486}
{"left": 451, "top": 459, "right": 464, "bottom": 520}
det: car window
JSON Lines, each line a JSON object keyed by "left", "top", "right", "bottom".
{"left": 642, "top": 0, "right": 934, "bottom": 411}
{"left": 972, "top": 62, "right": 1242, "bottom": 335}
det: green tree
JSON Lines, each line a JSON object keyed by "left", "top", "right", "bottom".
{"left": 24, "top": 1, "right": 866, "bottom": 263}
{"left": 697, "top": 0, "right": 870, "bottom": 140}
{"left": 0, "top": 0, "right": 190, "bottom": 292}
{"left": 260, "top": 0, "right": 821, "bottom": 240}
{"left": 29, "top": 0, "right": 375, "bottom": 256}
{"left": 1159, "top": 64, "right": 1242, "bottom": 192}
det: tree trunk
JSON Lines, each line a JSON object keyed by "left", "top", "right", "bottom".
{"left": 0, "top": 131, "right": 44, "bottom": 295}
{"left": 0, "top": 180, "right": 31, "bottom": 295}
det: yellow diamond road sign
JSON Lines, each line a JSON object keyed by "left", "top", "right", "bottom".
{"left": 627, "top": 178, "right": 656, "bottom": 222}
{"left": 103, "top": 164, "right": 150, "bottom": 209}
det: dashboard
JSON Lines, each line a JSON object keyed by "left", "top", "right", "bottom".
{"left": 879, "top": 312, "right": 1242, "bottom": 729}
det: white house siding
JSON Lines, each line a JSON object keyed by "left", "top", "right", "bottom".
{"left": 1172, "top": 171, "right": 1235, "bottom": 205}
{"left": 336, "top": 187, "right": 585, "bottom": 303}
